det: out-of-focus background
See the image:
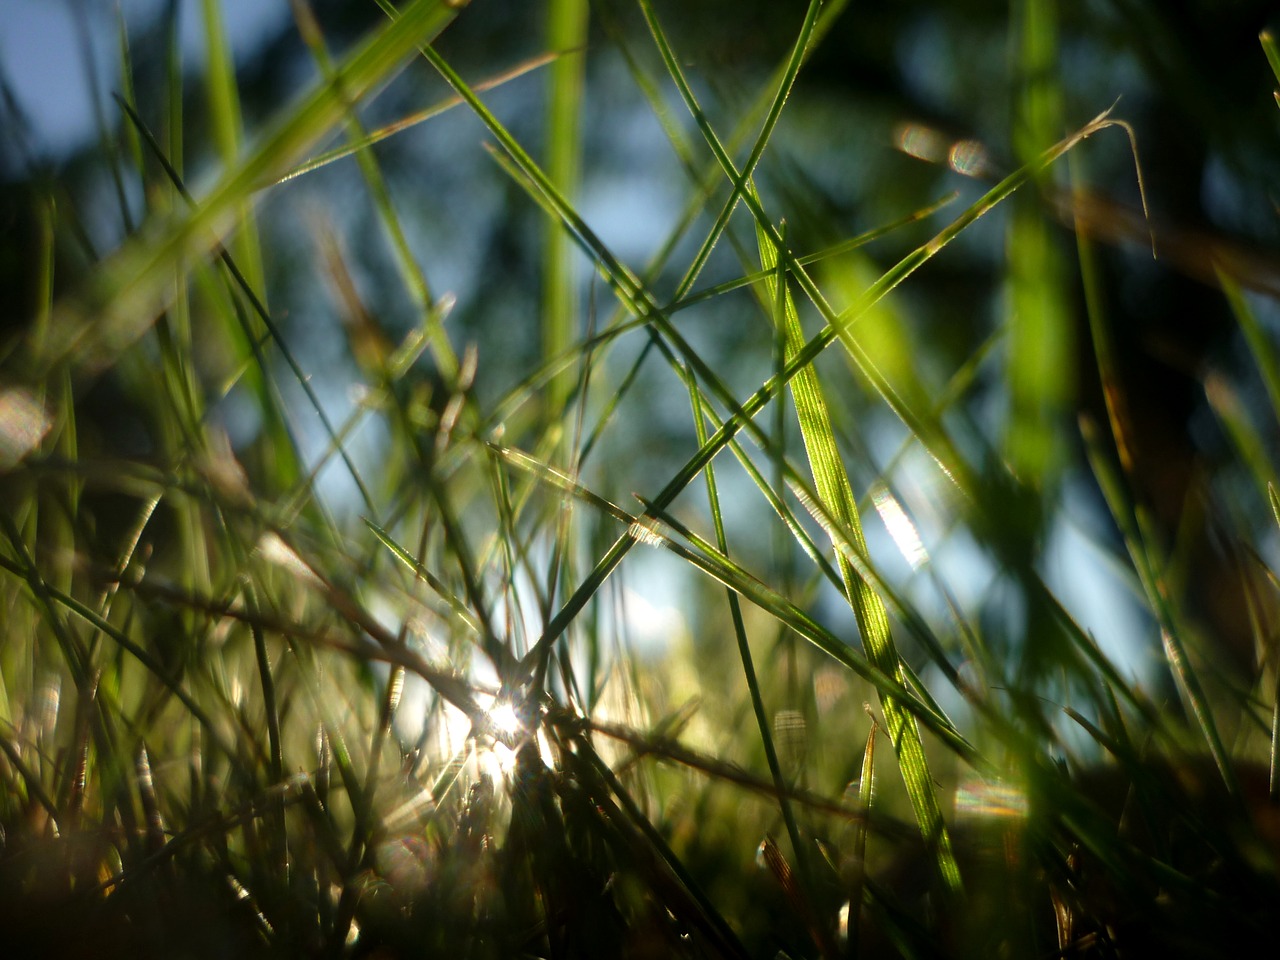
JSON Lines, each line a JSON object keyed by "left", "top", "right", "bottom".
{"left": 6, "top": 0, "right": 1278, "bottom": 689}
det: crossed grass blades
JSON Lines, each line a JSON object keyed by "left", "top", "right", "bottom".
{"left": 2, "top": 1, "right": 1280, "bottom": 957}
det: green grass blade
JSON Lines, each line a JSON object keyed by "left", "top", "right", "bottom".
{"left": 1205, "top": 372, "right": 1278, "bottom": 497}
{"left": 1261, "top": 29, "right": 1280, "bottom": 91}
{"left": 485, "top": 97, "right": 1145, "bottom": 710}
{"left": 1219, "top": 266, "right": 1280, "bottom": 429}
{"left": 42, "top": 0, "right": 469, "bottom": 376}
{"left": 1080, "top": 418, "right": 1238, "bottom": 797}
{"left": 114, "top": 95, "right": 375, "bottom": 513}
{"left": 492, "top": 442, "right": 973, "bottom": 758}
{"left": 275, "top": 52, "right": 557, "bottom": 186}
{"left": 1271, "top": 483, "right": 1280, "bottom": 800}
{"left": 203, "top": 0, "right": 266, "bottom": 299}
{"left": 640, "top": 0, "right": 1142, "bottom": 513}
{"left": 542, "top": 0, "right": 589, "bottom": 421}
{"left": 116, "top": 9, "right": 143, "bottom": 176}
{"left": 645, "top": 0, "right": 824, "bottom": 305}
{"left": 1005, "top": 0, "right": 1070, "bottom": 487}
{"left": 754, "top": 196, "right": 962, "bottom": 894}
{"left": 848, "top": 715, "right": 878, "bottom": 950}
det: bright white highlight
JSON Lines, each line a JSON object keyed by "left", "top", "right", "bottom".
{"left": 487, "top": 700, "right": 521, "bottom": 738}
{"left": 256, "top": 532, "right": 323, "bottom": 586}
{"left": 872, "top": 484, "right": 928, "bottom": 570}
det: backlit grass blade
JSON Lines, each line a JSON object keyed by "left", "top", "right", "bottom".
{"left": 636, "top": 350, "right": 972, "bottom": 726}
{"left": 414, "top": 47, "right": 812, "bottom": 673}
{"left": 274, "top": 52, "right": 558, "bottom": 186}
{"left": 641, "top": 0, "right": 824, "bottom": 306}
{"left": 649, "top": 513, "right": 973, "bottom": 760}
{"left": 648, "top": 488, "right": 967, "bottom": 749}
{"left": 1260, "top": 29, "right": 1280, "bottom": 101}
{"left": 640, "top": 0, "right": 1147, "bottom": 522}
{"left": 42, "top": 0, "right": 469, "bottom": 377}
{"left": 667, "top": 192, "right": 958, "bottom": 314}
{"left": 423, "top": 10, "right": 1116, "bottom": 697}
{"left": 447, "top": 0, "right": 1176, "bottom": 781}
{"left": 848, "top": 714, "right": 878, "bottom": 950}
{"left": 491, "top": 442, "right": 973, "bottom": 759}
{"left": 1005, "top": 0, "right": 1071, "bottom": 488}
{"left": 115, "top": 95, "right": 375, "bottom": 514}
{"left": 542, "top": 0, "right": 589, "bottom": 420}
{"left": 0, "top": 546, "right": 231, "bottom": 758}
{"left": 754, "top": 197, "right": 962, "bottom": 894}
{"left": 203, "top": 0, "right": 266, "bottom": 299}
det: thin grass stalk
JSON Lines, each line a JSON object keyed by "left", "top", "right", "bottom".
{"left": 685, "top": 356, "right": 822, "bottom": 946}
{"left": 115, "top": 95, "right": 376, "bottom": 516}
{"left": 287, "top": 0, "right": 458, "bottom": 382}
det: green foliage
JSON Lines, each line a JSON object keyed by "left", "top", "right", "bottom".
{"left": 2, "top": 1, "right": 1279, "bottom": 957}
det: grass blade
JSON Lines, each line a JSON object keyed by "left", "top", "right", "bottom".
{"left": 42, "top": 0, "right": 469, "bottom": 377}
{"left": 754, "top": 197, "right": 962, "bottom": 894}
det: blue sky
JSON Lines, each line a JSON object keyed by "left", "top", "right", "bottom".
{"left": 0, "top": 0, "right": 289, "bottom": 157}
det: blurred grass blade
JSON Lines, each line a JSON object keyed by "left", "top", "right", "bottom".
{"left": 1270, "top": 482, "right": 1280, "bottom": 802}
{"left": 203, "top": 0, "right": 266, "bottom": 299}
{"left": 493, "top": 441, "right": 971, "bottom": 755}
{"left": 847, "top": 714, "right": 878, "bottom": 951}
{"left": 275, "top": 51, "right": 558, "bottom": 186}
{"left": 1005, "top": 0, "right": 1070, "bottom": 489}
{"left": 1080, "top": 418, "right": 1238, "bottom": 797}
{"left": 1205, "top": 373, "right": 1278, "bottom": 497}
{"left": 641, "top": 0, "right": 1144, "bottom": 516}
{"left": 1219, "top": 265, "right": 1280, "bottom": 428}
{"left": 288, "top": 0, "right": 458, "bottom": 382}
{"left": 42, "top": 0, "right": 469, "bottom": 376}
{"left": 1262, "top": 29, "right": 1280, "bottom": 94}
{"left": 645, "top": 503, "right": 974, "bottom": 757}
{"left": 542, "top": 0, "right": 589, "bottom": 421}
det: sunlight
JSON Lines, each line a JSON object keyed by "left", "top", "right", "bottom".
{"left": 485, "top": 741, "right": 519, "bottom": 778}
{"left": 256, "top": 532, "right": 323, "bottom": 586}
{"left": 475, "top": 694, "right": 525, "bottom": 778}
{"left": 487, "top": 699, "right": 521, "bottom": 738}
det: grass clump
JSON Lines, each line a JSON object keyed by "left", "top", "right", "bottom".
{"left": 2, "top": 1, "right": 1280, "bottom": 957}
